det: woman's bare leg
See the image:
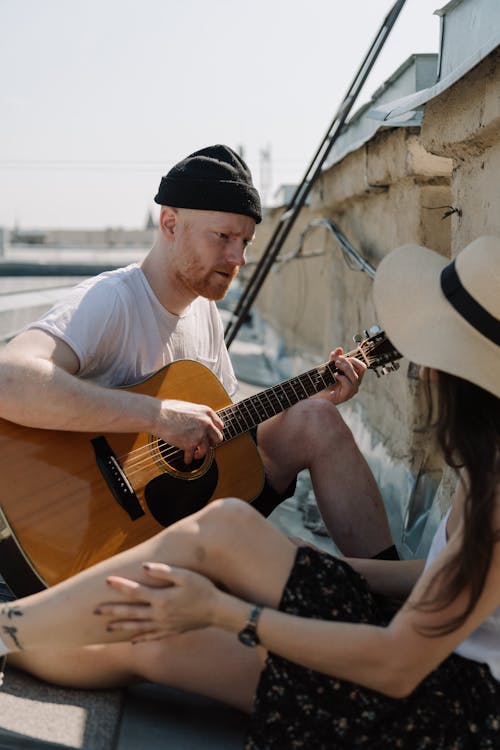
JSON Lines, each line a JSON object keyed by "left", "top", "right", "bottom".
{"left": 4, "top": 498, "right": 294, "bottom": 703}
{"left": 11, "top": 628, "right": 263, "bottom": 713}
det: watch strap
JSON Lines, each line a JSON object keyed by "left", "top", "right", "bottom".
{"left": 237, "top": 604, "right": 263, "bottom": 647}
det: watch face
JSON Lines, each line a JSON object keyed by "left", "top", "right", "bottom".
{"left": 238, "top": 626, "right": 258, "bottom": 647}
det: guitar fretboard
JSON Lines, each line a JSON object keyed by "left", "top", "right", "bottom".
{"left": 218, "top": 357, "right": 354, "bottom": 443}
{"left": 153, "top": 330, "right": 400, "bottom": 468}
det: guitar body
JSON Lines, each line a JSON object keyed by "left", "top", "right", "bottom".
{"left": 0, "top": 331, "right": 400, "bottom": 597}
{"left": 0, "top": 360, "right": 264, "bottom": 596}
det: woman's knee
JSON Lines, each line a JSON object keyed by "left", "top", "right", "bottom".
{"left": 198, "top": 496, "right": 262, "bottom": 542}
{"left": 191, "top": 498, "right": 271, "bottom": 570}
{"left": 153, "top": 498, "right": 263, "bottom": 574}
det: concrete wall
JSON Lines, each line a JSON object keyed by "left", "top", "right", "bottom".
{"left": 247, "top": 47, "right": 499, "bottom": 552}
{"left": 421, "top": 48, "right": 500, "bottom": 255}
{"left": 252, "top": 125, "right": 452, "bottom": 469}
{"left": 418, "top": 47, "right": 500, "bottom": 512}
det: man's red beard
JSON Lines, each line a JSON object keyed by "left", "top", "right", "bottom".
{"left": 203, "top": 265, "right": 239, "bottom": 300}
{"left": 176, "top": 264, "right": 239, "bottom": 301}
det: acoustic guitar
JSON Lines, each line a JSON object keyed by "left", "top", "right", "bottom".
{"left": 0, "top": 330, "right": 400, "bottom": 596}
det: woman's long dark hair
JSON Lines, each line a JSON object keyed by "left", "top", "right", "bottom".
{"left": 418, "top": 371, "right": 500, "bottom": 635}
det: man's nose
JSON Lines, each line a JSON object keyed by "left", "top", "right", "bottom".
{"left": 226, "top": 240, "right": 247, "bottom": 267}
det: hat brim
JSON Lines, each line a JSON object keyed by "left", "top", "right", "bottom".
{"left": 373, "top": 244, "right": 500, "bottom": 398}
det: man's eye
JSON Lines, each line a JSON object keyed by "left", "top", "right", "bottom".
{"left": 216, "top": 232, "right": 228, "bottom": 240}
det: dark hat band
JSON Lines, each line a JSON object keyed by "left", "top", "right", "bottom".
{"left": 440, "top": 260, "right": 500, "bottom": 345}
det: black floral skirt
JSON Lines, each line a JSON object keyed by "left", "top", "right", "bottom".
{"left": 245, "top": 547, "right": 500, "bottom": 750}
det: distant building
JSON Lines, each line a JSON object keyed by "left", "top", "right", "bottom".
{"left": 144, "top": 209, "right": 157, "bottom": 231}
{"left": 9, "top": 225, "right": 155, "bottom": 249}
{"left": 0, "top": 227, "right": 8, "bottom": 255}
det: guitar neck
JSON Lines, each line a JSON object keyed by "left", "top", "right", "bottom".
{"left": 217, "top": 347, "right": 366, "bottom": 443}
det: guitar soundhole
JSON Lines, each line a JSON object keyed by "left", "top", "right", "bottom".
{"left": 154, "top": 440, "right": 211, "bottom": 477}
{"left": 144, "top": 460, "right": 219, "bottom": 527}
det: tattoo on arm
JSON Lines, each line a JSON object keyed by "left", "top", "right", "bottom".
{"left": 0, "top": 605, "right": 24, "bottom": 620}
{"left": 0, "top": 605, "right": 24, "bottom": 651}
{"left": 2, "top": 625, "right": 21, "bottom": 650}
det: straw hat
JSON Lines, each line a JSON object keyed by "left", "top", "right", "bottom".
{"left": 373, "top": 236, "right": 500, "bottom": 398}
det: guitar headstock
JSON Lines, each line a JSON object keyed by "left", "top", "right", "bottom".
{"left": 352, "top": 328, "right": 403, "bottom": 377}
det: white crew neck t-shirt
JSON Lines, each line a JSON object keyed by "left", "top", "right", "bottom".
{"left": 30, "top": 263, "right": 238, "bottom": 396}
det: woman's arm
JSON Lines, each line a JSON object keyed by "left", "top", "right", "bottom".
{"left": 345, "top": 557, "right": 425, "bottom": 600}
{"left": 100, "top": 519, "right": 500, "bottom": 699}
{"left": 247, "top": 521, "right": 500, "bottom": 697}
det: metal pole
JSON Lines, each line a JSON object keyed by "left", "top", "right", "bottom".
{"left": 225, "top": 0, "right": 407, "bottom": 347}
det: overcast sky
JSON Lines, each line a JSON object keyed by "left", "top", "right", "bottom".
{"left": 0, "top": 0, "right": 442, "bottom": 229}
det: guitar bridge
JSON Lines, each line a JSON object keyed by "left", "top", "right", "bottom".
{"left": 91, "top": 436, "right": 145, "bottom": 520}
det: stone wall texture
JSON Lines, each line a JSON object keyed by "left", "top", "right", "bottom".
{"left": 246, "top": 48, "right": 499, "bottom": 536}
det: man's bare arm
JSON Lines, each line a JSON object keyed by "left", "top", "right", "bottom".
{"left": 0, "top": 329, "right": 223, "bottom": 461}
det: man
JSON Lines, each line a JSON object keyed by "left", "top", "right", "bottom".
{"left": 0, "top": 144, "right": 397, "bottom": 689}
{"left": 0, "top": 144, "right": 393, "bottom": 559}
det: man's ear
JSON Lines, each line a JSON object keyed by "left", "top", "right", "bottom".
{"left": 159, "top": 206, "right": 178, "bottom": 238}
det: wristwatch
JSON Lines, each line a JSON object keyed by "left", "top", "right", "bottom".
{"left": 237, "top": 604, "right": 263, "bottom": 647}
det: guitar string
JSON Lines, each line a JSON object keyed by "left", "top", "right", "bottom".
{"left": 118, "top": 382, "right": 303, "bottom": 468}
{"left": 117, "top": 344, "right": 383, "bottom": 476}
{"left": 118, "top": 345, "right": 375, "bottom": 469}
{"left": 117, "top": 365, "right": 336, "bottom": 467}
{"left": 119, "top": 355, "right": 348, "bottom": 473}
{"left": 119, "top": 347, "right": 383, "bottom": 481}
{"left": 122, "top": 385, "right": 316, "bottom": 480}
{"left": 121, "top": 376, "right": 332, "bottom": 480}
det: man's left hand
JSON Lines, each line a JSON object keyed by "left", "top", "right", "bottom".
{"left": 316, "top": 346, "right": 366, "bottom": 405}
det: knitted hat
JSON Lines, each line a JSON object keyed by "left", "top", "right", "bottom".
{"left": 154, "top": 145, "right": 262, "bottom": 223}
{"left": 373, "top": 236, "right": 500, "bottom": 398}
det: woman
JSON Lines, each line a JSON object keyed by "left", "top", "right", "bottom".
{"left": 2, "top": 237, "right": 499, "bottom": 748}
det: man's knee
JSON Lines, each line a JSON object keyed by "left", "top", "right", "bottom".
{"left": 298, "top": 398, "right": 352, "bottom": 440}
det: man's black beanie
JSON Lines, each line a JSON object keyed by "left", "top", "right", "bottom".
{"left": 154, "top": 144, "right": 262, "bottom": 224}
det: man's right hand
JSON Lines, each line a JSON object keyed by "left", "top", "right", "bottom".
{"left": 156, "top": 399, "right": 224, "bottom": 464}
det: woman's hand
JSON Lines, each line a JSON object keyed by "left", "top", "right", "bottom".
{"left": 94, "top": 562, "right": 220, "bottom": 643}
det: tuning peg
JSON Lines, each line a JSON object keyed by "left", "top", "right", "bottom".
{"left": 353, "top": 333, "right": 363, "bottom": 343}
{"left": 373, "top": 368, "right": 381, "bottom": 378}
{"left": 369, "top": 325, "right": 381, "bottom": 335}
